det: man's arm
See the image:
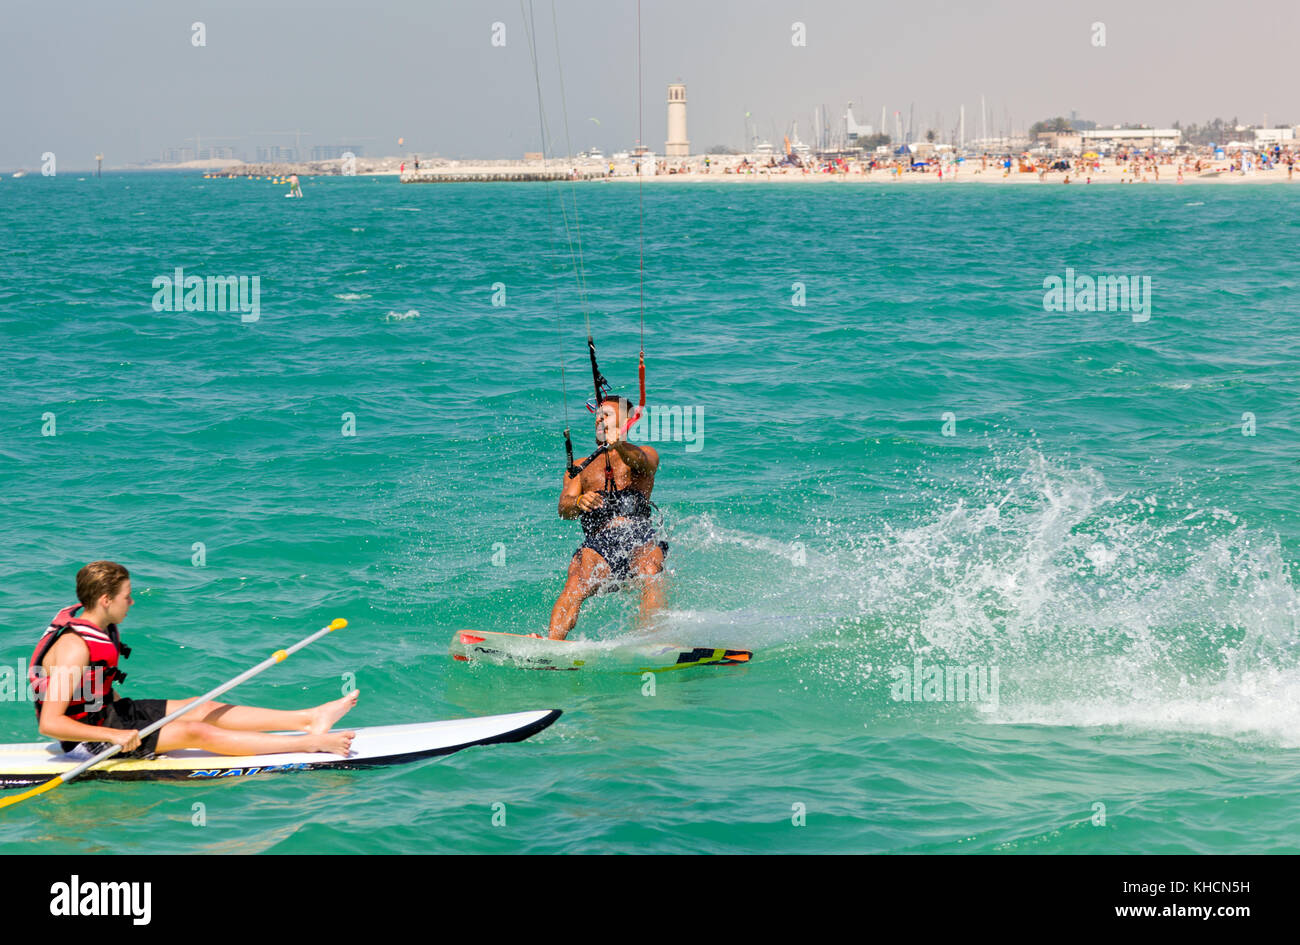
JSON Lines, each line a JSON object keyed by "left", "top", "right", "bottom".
{"left": 558, "top": 469, "right": 585, "bottom": 519}
{"left": 37, "top": 634, "right": 139, "bottom": 750}
{"left": 613, "top": 440, "right": 659, "bottom": 476}
{"left": 559, "top": 464, "right": 616, "bottom": 519}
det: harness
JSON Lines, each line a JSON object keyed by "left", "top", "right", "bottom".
{"left": 29, "top": 604, "right": 131, "bottom": 724}
{"left": 563, "top": 334, "right": 645, "bottom": 497}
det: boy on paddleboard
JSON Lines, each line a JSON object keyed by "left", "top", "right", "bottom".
{"left": 30, "top": 561, "right": 357, "bottom": 758}
{"left": 548, "top": 395, "right": 666, "bottom": 640}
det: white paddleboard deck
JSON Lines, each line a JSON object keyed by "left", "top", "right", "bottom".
{"left": 0, "top": 709, "right": 560, "bottom": 788}
{"left": 451, "top": 629, "right": 752, "bottom": 672}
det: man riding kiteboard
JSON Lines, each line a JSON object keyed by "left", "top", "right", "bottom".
{"left": 547, "top": 347, "right": 666, "bottom": 641}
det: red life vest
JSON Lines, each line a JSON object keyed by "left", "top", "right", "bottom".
{"left": 28, "top": 604, "right": 131, "bottom": 725}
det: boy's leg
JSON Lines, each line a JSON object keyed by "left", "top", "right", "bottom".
{"left": 164, "top": 690, "right": 358, "bottom": 734}
{"left": 153, "top": 719, "right": 354, "bottom": 757}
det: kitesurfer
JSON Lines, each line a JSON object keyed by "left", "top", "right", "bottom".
{"left": 548, "top": 395, "right": 666, "bottom": 640}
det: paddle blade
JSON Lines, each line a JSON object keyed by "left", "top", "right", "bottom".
{"left": 329, "top": 618, "right": 347, "bottom": 631}
{"left": 0, "top": 774, "right": 62, "bottom": 811}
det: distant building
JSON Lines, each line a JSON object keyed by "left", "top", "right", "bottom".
{"left": 311, "top": 144, "right": 364, "bottom": 160}
{"left": 160, "top": 146, "right": 240, "bottom": 163}
{"left": 1253, "top": 127, "right": 1295, "bottom": 146}
{"left": 844, "top": 105, "right": 873, "bottom": 145}
{"left": 665, "top": 83, "right": 689, "bottom": 157}
{"left": 1080, "top": 128, "right": 1181, "bottom": 150}
{"left": 632, "top": 146, "right": 658, "bottom": 176}
{"left": 256, "top": 145, "right": 298, "bottom": 163}
{"left": 1036, "top": 132, "right": 1082, "bottom": 151}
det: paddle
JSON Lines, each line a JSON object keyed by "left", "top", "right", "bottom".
{"left": 0, "top": 617, "right": 347, "bottom": 810}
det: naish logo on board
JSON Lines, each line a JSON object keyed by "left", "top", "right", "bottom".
{"left": 1042, "top": 268, "right": 1151, "bottom": 322}
{"left": 49, "top": 875, "right": 151, "bottom": 925}
{"left": 151, "top": 267, "right": 261, "bottom": 323}
{"left": 888, "top": 658, "right": 999, "bottom": 709}
{"left": 187, "top": 762, "right": 311, "bottom": 778}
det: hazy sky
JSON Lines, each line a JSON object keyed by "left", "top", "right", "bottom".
{"left": 3, "top": 0, "right": 1297, "bottom": 169}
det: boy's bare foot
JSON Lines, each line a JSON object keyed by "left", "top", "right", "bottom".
{"left": 307, "top": 690, "right": 359, "bottom": 735}
{"left": 307, "top": 730, "right": 355, "bottom": 756}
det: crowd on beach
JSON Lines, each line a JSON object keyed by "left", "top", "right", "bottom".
{"left": 623, "top": 143, "right": 1299, "bottom": 184}
{"left": 210, "top": 143, "right": 1298, "bottom": 185}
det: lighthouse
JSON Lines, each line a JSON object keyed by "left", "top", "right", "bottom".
{"left": 665, "top": 83, "right": 689, "bottom": 158}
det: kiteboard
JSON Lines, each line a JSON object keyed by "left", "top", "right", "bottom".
{"left": 0, "top": 709, "right": 560, "bottom": 788}
{"left": 450, "top": 629, "right": 752, "bottom": 672}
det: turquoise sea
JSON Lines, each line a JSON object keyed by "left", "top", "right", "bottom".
{"left": 1, "top": 173, "right": 1297, "bottom": 853}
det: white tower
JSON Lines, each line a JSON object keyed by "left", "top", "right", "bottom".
{"left": 665, "top": 83, "right": 689, "bottom": 158}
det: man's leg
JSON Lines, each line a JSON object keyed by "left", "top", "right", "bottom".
{"left": 548, "top": 548, "right": 610, "bottom": 640}
{"left": 163, "top": 690, "right": 358, "bottom": 734}
{"left": 629, "top": 542, "right": 666, "bottom": 630}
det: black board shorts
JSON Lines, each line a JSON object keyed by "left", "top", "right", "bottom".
{"left": 574, "top": 520, "right": 668, "bottom": 581}
{"left": 61, "top": 697, "right": 168, "bottom": 758}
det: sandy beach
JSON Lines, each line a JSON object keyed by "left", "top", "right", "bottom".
{"left": 598, "top": 165, "right": 1298, "bottom": 185}
{"left": 191, "top": 149, "right": 1299, "bottom": 187}
{"left": 388, "top": 153, "right": 1298, "bottom": 186}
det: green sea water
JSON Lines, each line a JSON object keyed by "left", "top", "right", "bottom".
{"left": 1, "top": 173, "right": 1297, "bottom": 853}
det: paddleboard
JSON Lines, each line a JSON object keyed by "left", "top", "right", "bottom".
{"left": 450, "top": 629, "right": 752, "bottom": 672}
{"left": 0, "top": 708, "right": 560, "bottom": 788}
